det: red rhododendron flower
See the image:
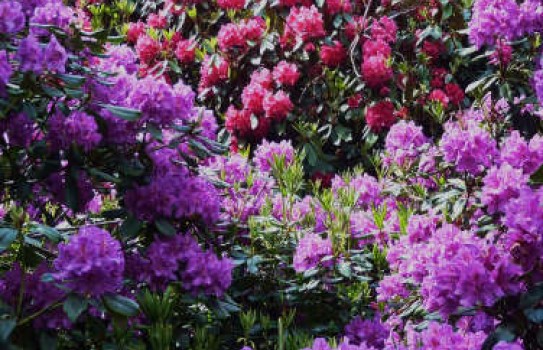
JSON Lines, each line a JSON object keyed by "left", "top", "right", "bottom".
{"left": 218, "top": 23, "right": 245, "bottom": 53}
{"left": 263, "top": 91, "right": 293, "bottom": 121}
{"left": 240, "top": 17, "right": 266, "bottom": 41}
{"left": 430, "top": 68, "right": 448, "bottom": 88}
{"left": 252, "top": 115, "right": 271, "bottom": 139}
{"left": 283, "top": 6, "right": 325, "bottom": 43}
{"left": 175, "top": 39, "right": 196, "bottom": 64}
{"left": 127, "top": 21, "right": 146, "bottom": 44}
{"left": 365, "top": 101, "right": 396, "bottom": 132}
{"left": 362, "top": 54, "right": 393, "bottom": 89}
{"left": 147, "top": 13, "right": 168, "bottom": 29}
{"left": 421, "top": 40, "right": 445, "bottom": 62}
{"left": 230, "top": 135, "right": 239, "bottom": 152}
{"left": 218, "top": 18, "right": 266, "bottom": 54}
{"left": 348, "top": 93, "right": 363, "bottom": 108}
{"left": 394, "top": 106, "right": 409, "bottom": 119}
{"left": 242, "top": 82, "right": 269, "bottom": 114}
{"left": 428, "top": 89, "right": 450, "bottom": 108}
{"left": 278, "top": 0, "right": 312, "bottom": 8}
{"left": 445, "top": 83, "right": 465, "bottom": 105}
{"left": 217, "top": 0, "right": 245, "bottom": 10}
{"left": 326, "top": 0, "right": 352, "bottom": 15}
{"left": 199, "top": 55, "right": 229, "bottom": 91}
{"left": 250, "top": 68, "right": 274, "bottom": 90}
{"left": 225, "top": 106, "right": 252, "bottom": 137}
{"left": 311, "top": 171, "right": 333, "bottom": 187}
{"left": 490, "top": 39, "right": 513, "bottom": 66}
{"left": 379, "top": 86, "right": 391, "bottom": 97}
{"left": 136, "top": 35, "right": 161, "bottom": 64}
{"left": 362, "top": 39, "right": 392, "bottom": 58}
{"left": 162, "top": 32, "right": 182, "bottom": 52}
{"left": 344, "top": 16, "right": 368, "bottom": 41}
{"left": 320, "top": 41, "right": 347, "bottom": 67}
{"left": 371, "top": 16, "right": 397, "bottom": 43}
{"left": 273, "top": 61, "right": 300, "bottom": 86}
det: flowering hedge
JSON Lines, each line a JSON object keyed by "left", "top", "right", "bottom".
{"left": 1, "top": 0, "right": 543, "bottom": 349}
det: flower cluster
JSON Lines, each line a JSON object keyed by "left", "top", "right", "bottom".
{"left": 362, "top": 17, "right": 396, "bottom": 90}
{"left": 125, "top": 164, "right": 221, "bottom": 224}
{"left": 440, "top": 120, "right": 497, "bottom": 175}
{"left": 253, "top": 140, "right": 296, "bottom": 173}
{"left": 218, "top": 18, "right": 266, "bottom": 54}
{"left": 128, "top": 233, "right": 233, "bottom": 296}
{"left": 293, "top": 233, "right": 333, "bottom": 272}
{"left": 53, "top": 226, "right": 125, "bottom": 297}
{"left": 282, "top": 6, "right": 326, "bottom": 45}
{"left": 47, "top": 110, "right": 102, "bottom": 152}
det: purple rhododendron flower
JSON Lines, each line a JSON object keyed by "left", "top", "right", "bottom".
{"left": 254, "top": 139, "right": 295, "bottom": 173}
{"left": 440, "top": 120, "right": 497, "bottom": 175}
{"left": 344, "top": 316, "right": 388, "bottom": 348}
{"left": 30, "top": 1, "right": 75, "bottom": 37}
{"left": 44, "top": 35, "right": 68, "bottom": 73}
{"left": 293, "top": 233, "right": 333, "bottom": 272}
{"left": 54, "top": 226, "right": 124, "bottom": 297}
{"left": 47, "top": 110, "right": 102, "bottom": 152}
{"left": 384, "top": 120, "right": 429, "bottom": 168}
{"left": 481, "top": 163, "right": 528, "bottom": 214}
{"left": 0, "top": 1, "right": 25, "bottom": 34}
{"left": 17, "top": 35, "right": 44, "bottom": 75}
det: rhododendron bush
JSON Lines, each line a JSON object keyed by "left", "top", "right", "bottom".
{"left": 1, "top": 0, "right": 543, "bottom": 349}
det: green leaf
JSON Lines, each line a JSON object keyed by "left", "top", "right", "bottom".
{"left": 57, "top": 74, "right": 86, "bottom": 87}
{"left": 120, "top": 216, "right": 143, "bottom": 239}
{"left": 300, "top": 280, "right": 319, "bottom": 291}
{"left": 538, "top": 329, "right": 543, "bottom": 347}
{"left": 103, "top": 294, "right": 140, "bottom": 317}
{"left": 217, "top": 299, "right": 240, "bottom": 314}
{"left": 99, "top": 104, "right": 141, "bottom": 121}
{"left": 465, "top": 74, "right": 493, "bottom": 94}
{"left": 456, "top": 46, "right": 478, "bottom": 57}
{"left": 332, "top": 15, "right": 343, "bottom": 29}
{"left": 65, "top": 173, "right": 80, "bottom": 213}
{"left": 0, "top": 228, "right": 17, "bottom": 252}
{"left": 247, "top": 256, "right": 263, "bottom": 274}
{"left": 304, "top": 143, "right": 318, "bottom": 167}
{"left": 24, "top": 236, "right": 43, "bottom": 248}
{"left": 155, "top": 219, "right": 176, "bottom": 236}
{"left": 39, "top": 332, "right": 58, "bottom": 350}
{"left": 41, "top": 84, "right": 64, "bottom": 97}
{"left": 520, "top": 284, "right": 543, "bottom": 309}
{"left": 87, "top": 168, "right": 120, "bottom": 183}
{"left": 524, "top": 308, "right": 543, "bottom": 324}
{"left": 188, "top": 139, "right": 213, "bottom": 158}
{"left": 530, "top": 165, "right": 543, "bottom": 185}
{"left": 147, "top": 124, "right": 163, "bottom": 141}
{"left": 482, "top": 324, "right": 517, "bottom": 350}
{"left": 338, "top": 262, "right": 351, "bottom": 278}
{"left": 0, "top": 319, "right": 16, "bottom": 342}
{"left": 63, "top": 294, "right": 88, "bottom": 322}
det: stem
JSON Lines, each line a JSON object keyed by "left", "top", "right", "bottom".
{"left": 350, "top": 0, "right": 374, "bottom": 78}
{"left": 56, "top": 219, "right": 123, "bottom": 231}
{"left": 17, "top": 301, "right": 64, "bottom": 327}
{"left": 15, "top": 226, "right": 25, "bottom": 319}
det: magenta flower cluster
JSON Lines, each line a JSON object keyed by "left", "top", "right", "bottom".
{"left": 53, "top": 226, "right": 125, "bottom": 297}
{"left": 128, "top": 233, "right": 233, "bottom": 297}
